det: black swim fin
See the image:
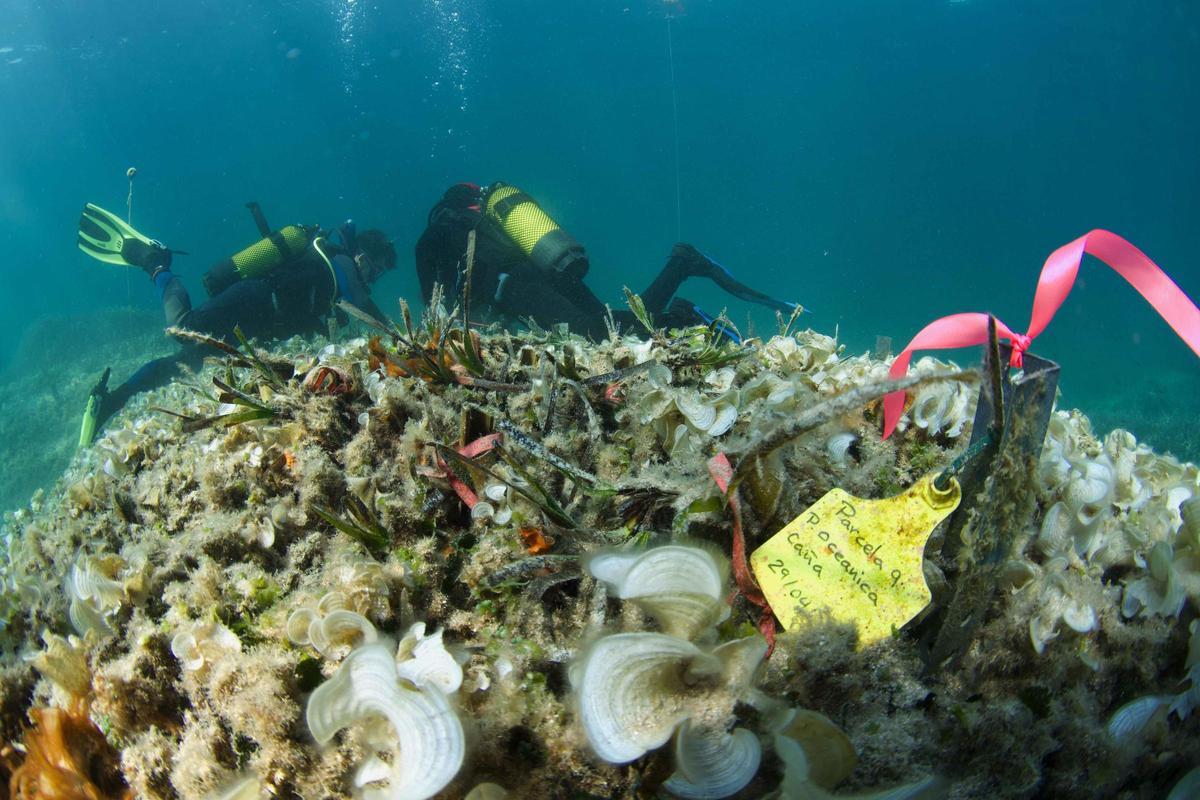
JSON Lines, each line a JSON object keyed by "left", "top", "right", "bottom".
{"left": 670, "top": 243, "right": 802, "bottom": 316}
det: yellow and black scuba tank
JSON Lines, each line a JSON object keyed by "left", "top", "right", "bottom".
{"left": 483, "top": 183, "right": 589, "bottom": 279}
{"left": 202, "top": 202, "right": 317, "bottom": 297}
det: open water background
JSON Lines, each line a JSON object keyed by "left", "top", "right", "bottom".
{"left": 0, "top": 0, "right": 1197, "bottom": 508}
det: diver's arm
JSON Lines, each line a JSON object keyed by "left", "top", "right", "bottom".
{"left": 332, "top": 253, "right": 390, "bottom": 324}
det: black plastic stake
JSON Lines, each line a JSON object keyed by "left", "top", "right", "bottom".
{"left": 921, "top": 325, "right": 1060, "bottom": 674}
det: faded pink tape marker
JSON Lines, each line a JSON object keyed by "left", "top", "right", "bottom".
{"left": 882, "top": 230, "right": 1200, "bottom": 439}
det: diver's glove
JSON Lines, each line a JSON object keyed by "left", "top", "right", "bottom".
{"left": 79, "top": 367, "right": 112, "bottom": 448}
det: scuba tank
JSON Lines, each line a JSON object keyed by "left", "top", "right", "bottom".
{"left": 483, "top": 183, "right": 589, "bottom": 279}
{"left": 201, "top": 202, "right": 317, "bottom": 297}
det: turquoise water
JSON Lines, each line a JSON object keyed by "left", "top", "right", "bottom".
{"left": 0, "top": 0, "right": 1197, "bottom": 507}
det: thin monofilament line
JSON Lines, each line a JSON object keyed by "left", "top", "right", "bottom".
{"left": 125, "top": 176, "right": 133, "bottom": 305}
{"left": 667, "top": 15, "right": 682, "bottom": 241}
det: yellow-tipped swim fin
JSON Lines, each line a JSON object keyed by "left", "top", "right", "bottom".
{"left": 77, "top": 203, "right": 156, "bottom": 267}
{"left": 79, "top": 367, "right": 111, "bottom": 448}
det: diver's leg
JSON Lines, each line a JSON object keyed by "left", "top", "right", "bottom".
{"left": 643, "top": 244, "right": 801, "bottom": 316}
{"left": 496, "top": 273, "right": 611, "bottom": 340}
{"left": 112, "top": 280, "right": 272, "bottom": 409}
{"left": 153, "top": 269, "right": 192, "bottom": 327}
{"left": 180, "top": 280, "right": 277, "bottom": 342}
{"left": 125, "top": 234, "right": 187, "bottom": 324}
{"left": 92, "top": 283, "right": 274, "bottom": 435}
{"left": 638, "top": 251, "right": 690, "bottom": 315}
{"left": 87, "top": 279, "right": 277, "bottom": 440}
{"left": 93, "top": 351, "right": 197, "bottom": 432}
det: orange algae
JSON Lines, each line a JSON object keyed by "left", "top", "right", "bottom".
{"left": 8, "top": 703, "right": 130, "bottom": 800}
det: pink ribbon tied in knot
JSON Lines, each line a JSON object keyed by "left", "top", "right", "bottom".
{"left": 1008, "top": 333, "right": 1033, "bottom": 368}
{"left": 882, "top": 229, "right": 1200, "bottom": 439}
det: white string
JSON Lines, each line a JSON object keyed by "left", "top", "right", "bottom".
{"left": 125, "top": 175, "right": 134, "bottom": 304}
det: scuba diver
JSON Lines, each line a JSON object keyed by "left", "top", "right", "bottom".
{"left": 415, "top": 182, "right": 800, "bottom": 341}
{"left": 75, "top": 202, "right": 397, "bottom": 444}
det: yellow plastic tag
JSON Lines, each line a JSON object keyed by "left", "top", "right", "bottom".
{"left": 750, "top": 475, "right": 961, "bottom": 647}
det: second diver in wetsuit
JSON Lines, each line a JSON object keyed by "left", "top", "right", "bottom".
{"left": 414, "top": 182, "right": 800, "bottom": 341}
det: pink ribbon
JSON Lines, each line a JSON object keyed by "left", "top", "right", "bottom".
{"left": 708, "top": 453, "right": 777, "bottom": 657}
{"left": 433, "top": 432, "right": 505, "bottom": 508}
{"left": 883, "top": 230, "right": 1200, "bottom": 439}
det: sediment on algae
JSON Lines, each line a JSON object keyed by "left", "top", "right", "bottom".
{"left": 0, "top": 305, "right": 1196, "bottom": 799}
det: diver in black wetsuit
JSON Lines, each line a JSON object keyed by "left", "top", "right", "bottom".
{"left": 76, "top": 203, "right": 397, "bottom": 442}
{"left": 414, "top": 182, "right": 800, "bottom": 341}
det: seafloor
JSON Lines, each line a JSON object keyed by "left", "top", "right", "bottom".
{"left": 0, "top": 308, "right": 175, "bottom": 514}
{"left": 0, "top": 304, "right": 1197, "bottom": 800}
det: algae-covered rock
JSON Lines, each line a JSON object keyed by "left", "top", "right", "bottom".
{"left": 0, "top": 310, "right": 1196, "bottom": 799}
